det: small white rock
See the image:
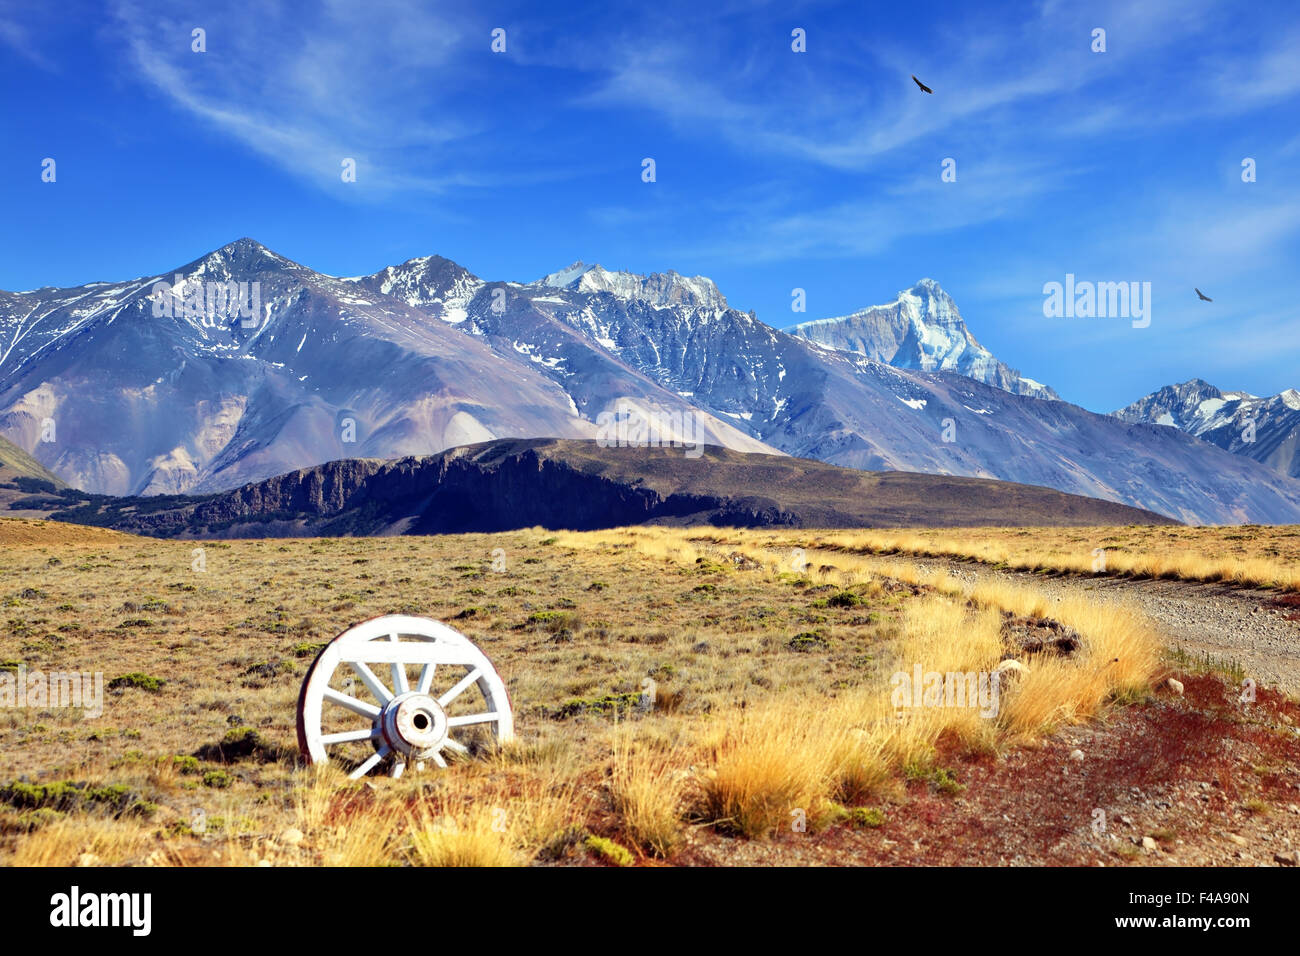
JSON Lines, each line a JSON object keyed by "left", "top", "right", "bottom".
{"left": 1142, "top": 836, "right": 1158, "bottom": 851}
{"left": 995, "top": 659, "right": 1028, "bottom": 678}
{"left": 1069, "top": 749, "right": 1085, "bottom": 762}
{"left": 1167, "top": 678, "right": 1185, "bottom": 696}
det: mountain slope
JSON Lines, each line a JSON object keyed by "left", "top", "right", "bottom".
{"left": 0, "top": 432, "right": 65, "bottom": 487}
{"left": 45, "top": 438, "right": 1177, "bottom": 538}
{"left": 788, "top": 279, "right": 1057, "bottom": 399}
{"left": 347, "top": 256, "right": 777, "bottom": 458}
{"left": 0, "top": 432, "right": 67, "bottom": 513}
{"left": 1114, "top": 379, "right": 1300, "bottom": 479}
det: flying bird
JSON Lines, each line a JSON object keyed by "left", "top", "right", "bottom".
{"left": 1195, "top": 288, "right": 1213, "bottom": 302}
{"left": 911, "top": 75, "right": 933, "bottom": 94}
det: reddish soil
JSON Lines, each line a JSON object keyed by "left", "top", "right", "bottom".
{"left": 675, "top": 673, "right": 1300, "bottom": 867}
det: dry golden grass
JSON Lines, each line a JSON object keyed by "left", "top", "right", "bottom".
{"left": 608, "top": 731, "right": 688, "bottom": 856}
{"left": 696, "top": 702, "right": 840, "bottom": 838}
{"left": 0, "top": 516, "right": 134, "bottom": 546}
{"left": 8, "top": 814, "right": 154, "bottom": 866}
{"left": 806, "top": 525, "right": 1300, "bottom": 592}
{"left": 408, "top": 801, "right": 519, "bottom": 867}
{"left": 0, "top": 520, "right": 1171, "bottom": 864}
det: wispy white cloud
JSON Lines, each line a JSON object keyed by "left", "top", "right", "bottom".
{"left": 571, "top": 0, "right": 1235, "bottom": 172}
{"left": 110, "top": 0, "right": 482, "bottom": 196}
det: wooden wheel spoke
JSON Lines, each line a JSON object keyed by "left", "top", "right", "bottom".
{"left": 438, "top": 667, "right": 483, "bottom": 708}
{"left": 348, "top": 744, "right": 390, "bottom": 780}
{"left": 320, "top": 726, "right": 380, "bottom": 746}
{"left": 416, "top": 662, "right": 436, "bottom": 695}
{"left": 349, "top": 660, "right": 393, "bottom": 704}
{"left": 322, "top": 687, "right": 381, "bottom": 719}
{"left": 447, "top": 711, "right": 499, "bottom": 728}
{"left": 388, "top": 633, "right": 410, "bottom": 695}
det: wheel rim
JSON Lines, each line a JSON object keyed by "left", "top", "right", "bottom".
{"left": 296, "top": 615, "right": 513, "bottom": 779}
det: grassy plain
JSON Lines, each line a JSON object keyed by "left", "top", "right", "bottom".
{"left": 0, "top": 518, "right": 1280, "bottom": 866}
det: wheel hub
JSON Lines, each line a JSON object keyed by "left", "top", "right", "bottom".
{"left": 379, "top": 692, "right": 448, "bottom": 758}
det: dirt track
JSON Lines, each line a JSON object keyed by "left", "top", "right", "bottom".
{"left": 868, "top": 553, "right": 1300, "bottom": 696}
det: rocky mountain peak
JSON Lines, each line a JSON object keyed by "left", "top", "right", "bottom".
{"left": 200, "top": 238, "right": 297, "bottom": 272}
{"left": 1112, "top": 378, "right": 1300, "bottom": 479}
{"left": 350, "top": 254, "right": 483, "bottom": 317}
{"left": 788, "top": 279, "right": 1057, "bottom": 400}
{"left": 537, "top": 262, "right": 728, "bottom": 311}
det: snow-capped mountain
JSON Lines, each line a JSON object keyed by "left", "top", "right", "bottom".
{"left": 787, "top": 279, "right": 1057, "bottom": 400}
{"left": 0, "top": 240, "right": 600, "bottom": 494}
{"left": 1114, "top": 379, "right": 1300, "bottom": 479}
{"left": 346, "top": 254, "right": 1300, "bottom": 523}
{"left": 4, "top": 240, "right": 1300, "bottom": 524}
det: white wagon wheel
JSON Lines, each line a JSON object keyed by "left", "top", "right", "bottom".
{"left": 296, "top": 615, "right": 513, "bottom": 779}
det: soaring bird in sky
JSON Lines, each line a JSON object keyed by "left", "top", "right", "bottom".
{"left": 911, "top": 75, "right": 933, "bottom": 94}
{"left": 1195, "top": 288, "right": 1213, "bottom": 302}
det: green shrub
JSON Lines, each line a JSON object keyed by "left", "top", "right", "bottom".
{"left": 161, "top": 755, "right": 200, "bottom": 775}
{"left": 0, "top": 779, "right": 151, "bottom": 815}
{"left": 787, "top": 630, "right": 830, "bottom": 652}
{"left": 845, "top": 807, "right": 886, "bottom": 828}
{"left": 584, "top": 835, "right": 634, "bottom": 866}
{"left": 108, "top": 673, "right": 165, "bottom": 692}
{"left": 550, "top": 692, "right": 642, "bottom": 720}
{"left": 202, "top": 769, "right": 233, "bottom": 789}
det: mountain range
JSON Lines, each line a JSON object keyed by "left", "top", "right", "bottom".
{"left": 3, "top": 239, "right": 1300, "bottom": 525}
{"left": 1114, "top": 379, "right": 1300, "bottom": 480}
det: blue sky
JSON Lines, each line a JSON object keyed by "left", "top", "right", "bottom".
{"left": 2, "top": 0, "right": 1298, "bottom": 412}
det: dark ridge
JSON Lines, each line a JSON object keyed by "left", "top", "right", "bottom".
{"left": 41, "top": 438, "right": 1177, "bottom": 539}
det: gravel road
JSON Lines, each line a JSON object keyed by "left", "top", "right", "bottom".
{"left": 867, "top": 554, "right": 1300, "bottom": 696}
